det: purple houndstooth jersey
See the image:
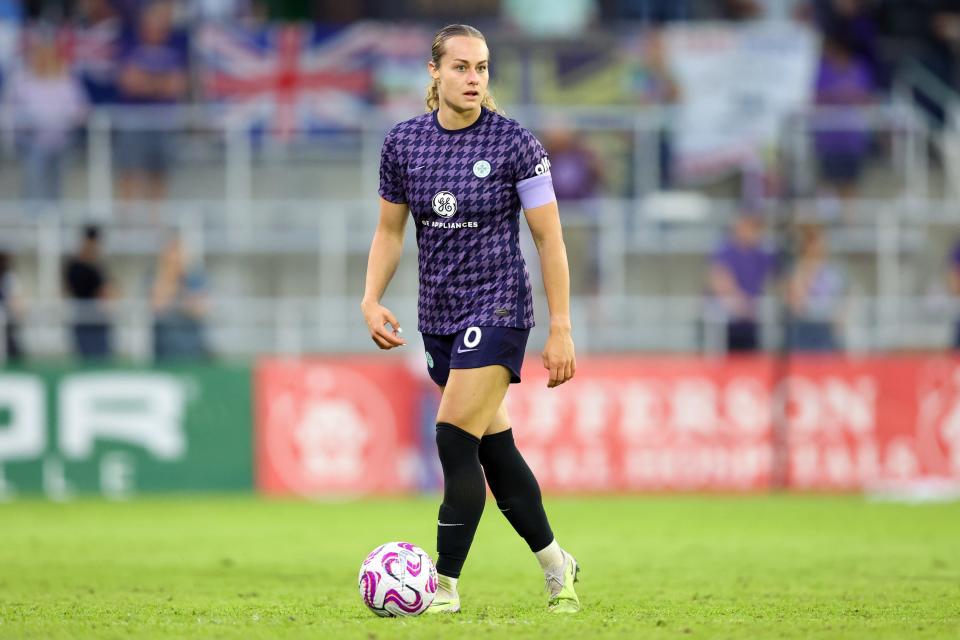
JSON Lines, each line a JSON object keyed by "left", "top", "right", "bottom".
{"left": 379, "top": 108, "right": 552, "bottom": 335}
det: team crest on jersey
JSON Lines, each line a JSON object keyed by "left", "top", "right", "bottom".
{"left": 473, "top": 160, "right": 491, "bottom": 178}
{"left": 432, "top": 191, "right": 457, "bottom": 218}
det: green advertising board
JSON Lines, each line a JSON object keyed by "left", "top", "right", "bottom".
{"left": 0, "top": 364, "right": 252, "bottom": 499}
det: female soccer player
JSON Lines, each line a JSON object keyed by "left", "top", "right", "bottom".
{"left": 361, "top": 24, "right": 580, "bottom": 614}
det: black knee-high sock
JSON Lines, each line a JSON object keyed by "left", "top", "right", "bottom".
{"left": 435, "top": 422, "right": 486, "bottom": 579}
{"left": 478, "top": 428, "right": 554, "bottom": 552}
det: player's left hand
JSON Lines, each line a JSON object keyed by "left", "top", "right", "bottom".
{"left": 542, "top": 328, "right": 576, "bottom": 388}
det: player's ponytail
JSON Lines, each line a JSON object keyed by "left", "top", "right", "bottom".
{"left": 425, "top": 78, "right": 441, "bottom": 112}
{"left": 426, "top": 24, "right": 501, "bottom": 114}
{"left": 481, "top": 91, "right": 500, "bottom": 114}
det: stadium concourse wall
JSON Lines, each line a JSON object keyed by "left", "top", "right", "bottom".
{"left": 1, "top": 356, "right": 958, "bottom": 500}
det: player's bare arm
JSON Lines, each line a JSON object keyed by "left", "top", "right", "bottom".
{"left": 361, "top": 197, "right": 409, "bottom": 349}
{"left": 525, "top": 200, "right": 576, "bottom": 388}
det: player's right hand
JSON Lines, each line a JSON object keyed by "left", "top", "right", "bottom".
{"left": 361, "top": 300, "right": 407, "bottom": 350}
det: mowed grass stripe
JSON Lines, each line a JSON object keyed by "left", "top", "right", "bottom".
{"left": 0, "top": 496, "right": 957, "bottom": 639}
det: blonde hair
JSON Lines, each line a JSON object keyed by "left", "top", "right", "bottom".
{"left": 425, "top": 24, "right": 500, "bottom": 114}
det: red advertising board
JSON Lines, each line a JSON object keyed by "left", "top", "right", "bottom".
{"left": 256, "top": 357, "right": 421, "bottom": 496}
{"left": 255, "top": 355, "right": 960, "bottom": 495}
{"left": 508, "top": 356, "right": 960, "bottom": 492}
{"left": 506, "top": 357, "right": 776, "bottom": 492}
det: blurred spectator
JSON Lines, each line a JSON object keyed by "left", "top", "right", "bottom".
{"left": 718, "top": 0, "right": 762, "bottom": 20}
{"left": 626, "top": 30, "right": 679, "bottom": 106}
{"left": 878, "top": 1, "right": 960, "bottom": 123}
{"left": 107, "top": 0, "right": 149, "bottom": 28}
{"left": 717, "top": 0, "right": 807, "bottom": 21}
{"left": 544, "top": 126, "right": 605, "bottom": 293}
{"left": 368, "top": 0, "right": 500, "bottom": 22}
{"left": 261, "top": 0, "right": 310, "bottom": 20}
{"left": 75, "top": 0, "right": 122, "bottom": 105}
{"left": 191, "top": 0, "right": 270, "bottom": 25}
{"left": 785, "top": 223, "right": 846, "bottom": 352}
{"left": 707, "top": 211, "right": 777, "bottom": 352}
{"left": 922, "top": 7, "right": 960, "bottom": 125}
{"left": 929, "top": 9, "right": 960, "bottom": 74}
{"left": 812, "top": 0, "right": 886, "bottom": 90}
{"left": 64, "top": 225, "right": 114, "bottom": 361}
{"left": 502, "top": 0, "right": 598, "bottom": 37}
{"left": 23, "top": 0, "right": 69, "bottom": 21}
{"left": 2, "top": 28, "right": 88, "bottom": 209}
{"left": 623, "top": 30, "right": 679, "bottom": 188}
{"left": 600, "top": 0, "right": 691, "bottom": 24}
{"left": 115, "top": 0, "right": 188, "bottom": 212}
{"left": 812, "top": 35, "right": 874, "bottom": 203}
{"left": 151, "top": 233, "right": 210, "bottom": 361}
{"left": 0, "top": 251, "right": 24, "bottom": 364}
{"left": 544, "top": 127, "right": 604, "bottom": 202}
{"left": 193, "top": 0, "right": 253, "bottom": 22}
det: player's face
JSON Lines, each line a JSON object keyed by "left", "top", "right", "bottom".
{"left": 430, "top": 36, "right": 489, "bottom": 114}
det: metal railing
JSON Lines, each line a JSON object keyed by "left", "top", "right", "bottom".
{"left": 0, "top": 102, "right": 935, "bottom": 211}
{"left": 3, "top": 292, "right": 959, "bottom": 364}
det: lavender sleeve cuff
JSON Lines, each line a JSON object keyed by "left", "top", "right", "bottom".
{"left": 516, "top": 173, "right": 556, "bottom": 210}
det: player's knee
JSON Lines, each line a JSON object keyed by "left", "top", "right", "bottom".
{"left": 436, "top": 410, "right": 485, "bottom": 439}
{"left": 435, "top": 422, "right": 481, "bottom": 460}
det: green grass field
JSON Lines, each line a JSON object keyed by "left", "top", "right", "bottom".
{"left": 1, "top": 496, "right": 958, "bottom": 639}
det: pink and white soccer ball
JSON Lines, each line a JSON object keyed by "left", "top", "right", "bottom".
{"left": 358, "top": 541, "right": 437, "bottom": 617}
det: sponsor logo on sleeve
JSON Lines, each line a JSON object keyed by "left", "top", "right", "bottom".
{"left": 533, "top": 157, "right": 551, "bottom": 176}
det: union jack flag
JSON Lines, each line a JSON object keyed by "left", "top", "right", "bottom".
{"left": 64, "top": 20, "right": 120, "bottom": 83}
{"left": 198, "top": 22, "right": 393, "bottom": 139}
{"left": 60, "top": 19, "right": 121, "bottom": 100}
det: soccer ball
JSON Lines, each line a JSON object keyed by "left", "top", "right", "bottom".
{"left": 358, "top": 541, "right": 437, "bottom": 617}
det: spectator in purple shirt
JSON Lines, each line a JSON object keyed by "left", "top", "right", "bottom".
{"left": 812, "top": 35, "right": 875, "bottom": 203}
{"left": 708, "top": 211, "right": 777, "bottom": 352}
{"left": 115, "top": 0, "right": 187, "bottom": 215}
{"left": 812, "top": 0, "right": 885, "bottom": 89}
{"left": 543, "top": 126, "right": 605, "bottom": 293}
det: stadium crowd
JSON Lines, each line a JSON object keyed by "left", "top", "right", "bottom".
{"left": 3, "top": 0, "right": 960, "bottom": 361}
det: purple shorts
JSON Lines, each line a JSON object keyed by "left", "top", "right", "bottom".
{"left": 422, "top": 326, "right": 530, "bottom": 386}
